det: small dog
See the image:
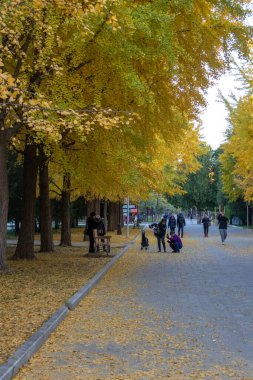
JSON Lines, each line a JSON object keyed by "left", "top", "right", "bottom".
{"left": 141, "top": 230, "right": 149, "bottom": 250}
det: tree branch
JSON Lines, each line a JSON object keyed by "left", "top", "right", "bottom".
{"left": 50, "top": 179, "right": 63, "bottom": 194}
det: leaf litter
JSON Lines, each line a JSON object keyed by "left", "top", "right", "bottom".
{"left": 13, "top": 230, "right": 251, "bottom": 380}
{"left": 0, "top": 240, "right": 124, "bottom": 365}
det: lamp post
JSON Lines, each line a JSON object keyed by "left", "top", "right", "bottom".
{"left": 126, "top": 196, "right": 130, "bottom": 238}
{"left": 247, "top": 201, "right": 249, "bottom": 228}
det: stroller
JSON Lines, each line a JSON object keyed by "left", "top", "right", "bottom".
{"left": 141, "top": 230, "right": 149, "bottom": 250}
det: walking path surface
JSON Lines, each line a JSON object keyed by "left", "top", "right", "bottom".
{"left": 15, "top": 223, "right": 253, "bottom": 379}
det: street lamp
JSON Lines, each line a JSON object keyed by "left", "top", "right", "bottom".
{"left": 126, "top": 196, "right": 130, "bottom": 238}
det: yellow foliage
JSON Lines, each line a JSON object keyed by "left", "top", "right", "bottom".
{"left": 0, "top": 0, "right": 251, "bottom": 199}
{"left": 221, "top": 94, "right": 253, "bottom": 201}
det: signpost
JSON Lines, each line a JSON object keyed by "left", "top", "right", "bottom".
{"left": 126, "top": 197, "right": 130, "bottom": 238}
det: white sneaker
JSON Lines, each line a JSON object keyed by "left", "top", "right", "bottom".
{"left": 221, "top": 242, "right": 225, "bottom": 245}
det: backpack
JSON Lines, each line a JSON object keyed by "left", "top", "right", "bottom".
{"left": 153, "top": 226, "right": 159, "bottom": 237}
{"left": 178, "top": 214, "right": 184, "bottom": 225}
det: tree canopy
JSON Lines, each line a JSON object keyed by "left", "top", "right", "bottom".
{"left": 167, "top": 144, "right": 220, "bottom": 211}
{"left": 220, "top": 55, "right": 253, "bottom": 202}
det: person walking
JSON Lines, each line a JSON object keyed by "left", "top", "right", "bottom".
{"left": 163, "top": 211, "right": 170, "bottom": 227}
{"left": 218, "top": 212, "right": 229, "bottom": 245}
{"left": 167, "top": 231, "right": 183, "bottom": 253}
{"left": 202, "top": 214, "right": 210, "bottom": 237}
{"left": 168, "top": 214, "right": 177, "bottom": 234}
{"left": 177, "top": 212, "right": 186, "bottom": 238}
{"left": 157, "top": 218, "right": 167, "bottom": 252}
{"left": 86, "top": 212, "right": 99, "bottom": 253}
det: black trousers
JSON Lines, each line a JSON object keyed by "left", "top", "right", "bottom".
{"left": 203, "top": 225, "right": 209, "bottom": 236}
{"left": 157, "top": 236, "right": 166, "bottom": 252}
{"left": 88, "top": 234, "right": 95, "bottom": 252}
{"left": 178, "top": 225, "right": 184, "bottom": 237}
{"left": 170, "top": 242, "right": 180, "bottom": 252}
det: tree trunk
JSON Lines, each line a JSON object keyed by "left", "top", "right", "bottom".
{"left": 120, "top": 202, "right": 124, "bottom": 226}
{"left": 0, "top": 142, "right": 8, "bottom": 270}
{"left": 103, "top": 201, "right": 108, "bottom": 233}
{"left": 108, "top": 202, "right": 118, "bottom": 231}
{"left": 39, "top": 151, "right": 54, "bottom": 252}
{"left": 13, "top": 142, "right": 38, "bottom": 260}
{"left": 14, "top": 218, "right": 20, "bottom": 235}
{"left": 86, "top": 200, "right": 93, "bottom": 218}
{"left": 107, "top": 202, "right": 113, "bottom": 231}
{"left": 114, "top": 203, "right": 119, "bottom": 230}
{"left": 60, "top": 174, "right": 72, "bottom": 246}
{"left": 87, "top": 199, "right": 100, "bottom": 217}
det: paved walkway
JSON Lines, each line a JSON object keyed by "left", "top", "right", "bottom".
{"left": 15, "top": 224, "right": 253, "bottom": 379}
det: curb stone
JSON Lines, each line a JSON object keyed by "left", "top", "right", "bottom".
{"left": 0, "top": 231, "right": 141, "bottom": 380}
{"left": 0, "top": 306, "right": 68, "bottom": 380}
{"left": 65, "top": 245, "right": 129, "bottom": 310}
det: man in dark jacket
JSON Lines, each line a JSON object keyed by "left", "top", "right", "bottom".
{"left": 218, "top": 212, "right": 229, "bottom": 244}
{"left": 157, "top": 218, "right": 167, "bottom": 252}
{"left": 86, "top": 212, "right": 99, "bottom": 253}
{"left": 202, "top": 214, "right": 210, "bottom": 237}
{"left": 168, "top": 214, "right": 177, "bottom": 233}
{"left": 177, "top": 212, "right": 186, "bottom": 238}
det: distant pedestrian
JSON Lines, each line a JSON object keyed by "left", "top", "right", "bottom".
{"left": 177, "top": 212, "right": 186, "bottom": 238}
{"left": 163, "top": 211, "right": 170, "bottom": 227}
{"left": 168, "top": 214, "right": 177, "bottom": 234}
{"left": 157, "top": 218, "right": 167, "bottom": 252}
{"left": 218, "top": 212, "right": 229, "bottom": 244}
{"left": 86, "top": 212, "right": 99, "bottom": 253}
{"left": 167, "top": 231, "right": 183, "bottom": 253}
{"left": 202, "top": 214, "right": 210, "bottom": 237}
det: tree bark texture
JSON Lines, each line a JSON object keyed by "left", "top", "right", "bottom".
{"left": 86, "top": 199, "right": 100, "bottom": 217}
{"left": 13, "top": 142, "right": 38, "bottom": 260}
{"left": 60, "top": 174, "right": 72, "bottom": 246}
{"left": 108, "top": 202, "right": 119, "bottom": 231}
{"left": 0, "top": 142, "right": 8, "bottom": 270}
{"left": 120, "top": 202, "right": 124, "bottom": 226}
{"left": 14, "top": 218, "right": 20, "bottom": 235}
{"left": 103, "top": 201, "right": 108, "bottom": 233}
{"left": 39, "top": 152, "right": 54, "bottom": 252}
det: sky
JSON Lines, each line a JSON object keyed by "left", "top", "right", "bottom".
{"left": 200, "top": 71, "right": 244, "bottom": 150}
{"left": 200, "top": 8, "right": 252, "bottom": 150}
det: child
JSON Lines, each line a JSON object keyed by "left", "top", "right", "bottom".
{"left": 141, "top": 230, "right": 149, "bottom": 250}
{"left": 167, "top": 231, "right": 183, "bottom": 253}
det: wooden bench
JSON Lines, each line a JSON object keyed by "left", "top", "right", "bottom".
{"left": 95, "top": 235, "right": 111, "bottom": 255}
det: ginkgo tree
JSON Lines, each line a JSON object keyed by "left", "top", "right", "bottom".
{"left": 220, "top": 84, "right": 253, "bottom": 202}
{"left": 0, "top": 0, "right": 252, "bottom": 269}
{"left": 0, "top": 0, "right": 125, "bottom": 266}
